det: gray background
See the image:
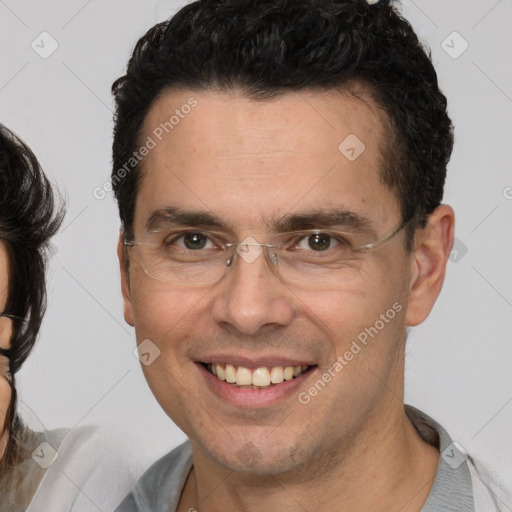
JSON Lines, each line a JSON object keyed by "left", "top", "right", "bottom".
{"left": 1, "top": 0, "right": 511, "bottom": 500}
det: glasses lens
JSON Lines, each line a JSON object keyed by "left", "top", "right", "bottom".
{"left": 129, "top": 223, "right": 402, "bottom": 286}
{"left": 271, "top": 230, "right": 363, "bottom": 285}
{"left": 134, "top": 243, "right": 230, "bottom": 284}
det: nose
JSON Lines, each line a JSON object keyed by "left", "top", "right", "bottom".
{"left": 211, "top": 243, "right": 295, "bottom": 336}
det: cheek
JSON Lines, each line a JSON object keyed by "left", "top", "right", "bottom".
{"left": 132, "top": 290, "right": 217, "bottom": 434}
{"left": 0, "top": 324, "right": 12, "bottom": 431}
{"left": 0, "top": 320, "right": 13, "bottom": 351}
{"left": 295, "top": 267, "right": 406, "bottom": 333}
{"left": 131, "top": 281, "right": 209, "bottom": 341}
{"left": 0, "top": 360, "right": 11, "bottom": 420}
{"left": 0, "top": 375, "right": 11, "bottom": 431}
{"left": 129, "top": 262, "right": 205, "bottom": 331}
{"left": 129, "top": 279, "right": 210, "bottom": 386}
{"left": 290, "top": 264, "right": 408, "bottom": 389}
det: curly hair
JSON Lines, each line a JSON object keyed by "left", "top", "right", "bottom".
{"left": 0, "top": 125, "right": 64, "bottom": 467}
{"left": 112, "top": 0, "right": 454, "bottom": 246}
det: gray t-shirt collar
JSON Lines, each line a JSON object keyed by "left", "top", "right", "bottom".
{"left": 126, "top": 405, "right": 475, "bottom": 511}
{"left": 406, "top": 405, "right": 475, "bottom": 512}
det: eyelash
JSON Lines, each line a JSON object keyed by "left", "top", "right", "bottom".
{"left": 162, "top": 231, "right": 350, "bottom": 251}
{"left": 167, "top": 232, "right": 218, "bottom": 249}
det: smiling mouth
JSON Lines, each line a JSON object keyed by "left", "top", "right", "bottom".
{"left": 203, "top": 363, "right": 312, "bottom": 388}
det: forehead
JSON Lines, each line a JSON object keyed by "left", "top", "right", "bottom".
{"left": 134, "top": 88, "right": 399, "bottom": 234}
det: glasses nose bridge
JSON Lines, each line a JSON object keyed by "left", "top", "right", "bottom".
{"left": 226, "top": 239, "right": 278, "bottom": 272}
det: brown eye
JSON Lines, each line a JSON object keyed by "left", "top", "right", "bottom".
{"left": 307, "top": 233, "right": 331, "bottom": 251}
{"left": 182, "top": 233, "right": 209, "bottom": 250}
{"left": 294, "top": 232, "right": 340, "bottom": 252}
{"left": 162, "top": 232, "right": 215, "bottom": 251}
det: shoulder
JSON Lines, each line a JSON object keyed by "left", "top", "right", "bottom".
{"left": 115, "top": 441, "right": 193, "bottom": 512}
{"left": 0, "top": 427, "right": 69, "bottom": 511}
{"left": 467, "top": 457, "right": 512, "bottom": 512}
{"left": 26, "top": 425, "right": 144, "bottom": 512}
{"left": 406, "top": 405, "right": 510, "bottom": 512}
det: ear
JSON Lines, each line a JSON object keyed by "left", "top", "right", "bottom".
{"left": 405, "top": 205, "right": 455, "bottom": 326}
{"left": 117, "top": 234, "right": 135, "bottom": 327}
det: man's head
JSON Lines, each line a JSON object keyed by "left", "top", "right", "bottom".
{"left": 112, "top": 0, "right": 454, "bottom": 476}
{"left": 112, "top": 0, "right": 453, "bottom": 245}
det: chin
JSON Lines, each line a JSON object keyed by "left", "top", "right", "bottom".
{"left": 194, "top": 431, "right": 316, "bottom": 476}
{"left": 212, "top": 449, "right": 299, "bottom": 476}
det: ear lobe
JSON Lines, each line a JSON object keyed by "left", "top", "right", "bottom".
{"left": 405, "top": 205, "right": 455, "bottom": 327}
{"left": 117, "top": 234, "right": 135, "bottom": 327}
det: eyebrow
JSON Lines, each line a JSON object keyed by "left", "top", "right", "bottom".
{"left": 146, "top": 208, "right": 230, "bottom": 233}
{"left": 271, "top": 209, "right": 375, "bottom": 234}
{"left": 145, "top": 207, "right": 376, "bottom": 235}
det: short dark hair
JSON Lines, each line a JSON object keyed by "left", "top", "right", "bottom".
{"left": 111, "top": 0, "right": 453, "bottom": 246}
{"left": 0, "top": 124, "right": 64, "bottom": 466}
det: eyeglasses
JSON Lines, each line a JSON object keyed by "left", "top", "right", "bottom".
{"left": 125, "top": 219, "right": 410, "bottom": 286}
{"left": 0, "top": 313, "right": 24, "bottom": 321}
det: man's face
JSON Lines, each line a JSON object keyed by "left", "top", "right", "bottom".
{"left": 120, "top": 89, "right": 415, "bottom": 474}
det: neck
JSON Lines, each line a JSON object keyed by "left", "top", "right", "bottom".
{"left": 180, "top": 403, "right": 439, "bottom": 512}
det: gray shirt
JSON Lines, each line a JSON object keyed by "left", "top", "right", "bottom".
{"left": 115, "top": 406, "right": 506, "bottom": 512}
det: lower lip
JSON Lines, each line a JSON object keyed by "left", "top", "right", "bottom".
{"left": 197, "top": 363, "right": 315, "bottom": 408}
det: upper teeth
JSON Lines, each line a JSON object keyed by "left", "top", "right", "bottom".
{"left": 209, "top": 363, "right": 309, "bottom": 387}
